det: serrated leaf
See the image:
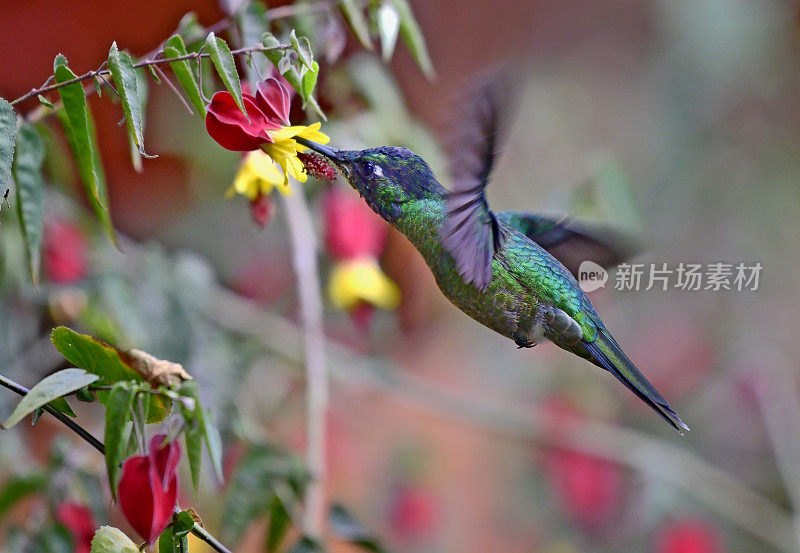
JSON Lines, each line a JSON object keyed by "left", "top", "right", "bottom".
{"left": 53, "top": 55, "right": 116, "bottom": 245}
{"left": 104, "top": 381, "right": 134, "bottom": 500}
{"left": 51, "top": 327, "right": 142, "bottom": 386}
{"left": 290, "top": 31, "right": 314, "bottom": 71}
{"left": 266, "top": 494, "right": 291, "bottom": 553}
{"left": 12, "top": 124, "right": 45, "bottom": 285}
{"left": 108, "top": 42, "right": 146, "bottom": 153}
{"left": 0, "top": 472, "right": 45, "bottom": 520}
{"left": 205, "top": 32, "right": 246, "bottom": 117}
{"left": 0, "top": 97, "right": 16, "bottom": 189}
{"left": 164, "top": 35, "right": 206, "bottom": 117}
{"left": 1, "top": 369, "right": 99, "bottom": 428}
{"left": 376, "top": 2, "right": 400, "bottom": 62}
{"left": 90, "top": 526, "right": 139, "bottom": 553}
{"left": 391, "top": 0, "right": 435, "bottom": 79}
{"left": 339, "top": 0, "right": 373, "bottom": 50}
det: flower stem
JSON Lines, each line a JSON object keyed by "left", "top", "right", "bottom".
{"left": 282, "top": 190, "right": 329, "bottom": 540}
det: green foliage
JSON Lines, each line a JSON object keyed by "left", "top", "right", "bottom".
{"left": 51, "top": 327, "right": 142, "bottom": 387}
{"left": 103, "top": 381, "right": 135, "bottom": 499}
{"left": 156, "top": 511, "right": 193, "bottom": 553}
{"left": 12, "top": 124, "right": 44, "bottom": 284}
{"left": 0, "top": 472, "right": 45, "bottom": 520}
{"left": 0, "top": 97, "right": 16, "bottom": 189}
{"left": 107, "top": 42, "right": 147, "bottom": 154}
{"left": 53, "top": 55, "right": 116, "bottom": 245}
{"left": 290, "top": 30, "right": 314, "bottom": 71}
{"left": 163, "top": 35, "right": 206, "bottom": 117}
{"left": 391, "top": 0, "right": 435, "bottom": 79}
{"left": 1, "top": 369, "right": 99, "bottom": 428}
{"left": 329, "top": 503, "right": 387, "bottom": 553}
{"left": 261, "top": 32, "right": 324, "bottom": 117}
{"left": 179, "top": 381, "right": 224, "bottom": 483}
{"left": 205, "top": 32, "right": 246, "bottom": 117}
{"left": 181, "top": 402, "right": 203, "bottom": 494}
{"left": 339, "top": 0, "right": 373, "bottom": 50}
{"left": 220, "top": 443, "right": 309, "bottom": 544}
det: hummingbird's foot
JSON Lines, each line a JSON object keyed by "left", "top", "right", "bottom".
{"left": 514, "top": 335, "right": 537, "bottom": 349}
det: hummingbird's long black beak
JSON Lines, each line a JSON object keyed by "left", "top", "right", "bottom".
{"left": 296, "top": 137, "right": 342, "bottom": 161}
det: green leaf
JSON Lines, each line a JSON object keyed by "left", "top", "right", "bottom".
{"left": 90, "top": 526, "right": 139, "bottom": 553}
{"left": 329, "top": 503, "right": 387, "bottom": 553}
{"left": 183, "top": 408, "right": 203, "bottom": 495}
{"left": 108, "top": 43, "right": 146, "bottom": 153}
{"left": 173, "top": 511, "right": 195, "bottom": 537}
{"left": 204, "top": 32, "right": 246, "bottom": 117}
{"left": 76, "top": 386, "right": 96, "bottom": 402}
{"left": 147, "top": 64, "right": 161, "bottom": 84}
{"left": 50, "top": 326, "right": 142, "bottom": 386}
{"left": 301, "top": 61, "right": 319, "bottom": 104}
{"left": 48, "top": 396, "right": 77, "bottom": 418}
{"left": 179, "top": 382, "right": 223, "bottom": 482}
{"left": 1, "top": 369, "right": 99, "bottom": 428}
{"left": 0, "top": 97, "right": 16, "bottom": 189}
{"left": 37, "top": 95, "right": 55, "bottom": 109}
{"left": 375, "top": 2, "right": 401, "bottom": 62}
{"left": 391, "top": 0, "right": 435, "bottom": 79}
{"left": 290, "top": 31, "right": 314, "bottom": 71}
{"left": 0, "top": 472, "right": 45, "bottom": 520}
{"left": 177, "top": 12, "right": 206, "bottom": 46}
{"left": 12, "top": 124, "right": 45, "bottom": 285}
{"left": 266, "top": 494, "right": 291, "bottom": 553}
{"left": 53, "top": 55, "right": 116, "bottom": 245}
{"left": 261, "top": 32, "right": 281, "bottom": 51}
{"left": 104, "top": 381, "right": 135, "bottom": 500}
{"left": 289, "top": 536, "right": 322, "bottom": 553}
{"left": 339, "top": 0, "right": 373, "bottom": 50}
{"left": 157, "top": 527, "right": 176, "bottom": 553}
{"left": 164, "top": 35, "right": 206, "bottom": 117}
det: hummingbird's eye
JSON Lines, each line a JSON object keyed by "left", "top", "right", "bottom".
{"left": 358, "top": 160, "right": 376, "bottom": 178}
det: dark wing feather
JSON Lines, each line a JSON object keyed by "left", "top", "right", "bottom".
{"left": 440, "top": 72, "right": 515, "bottom": 292}
{"left": 496, "top": 211, "right": 643, "bottom": 277}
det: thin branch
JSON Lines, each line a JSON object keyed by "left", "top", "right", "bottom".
{"left": 152, "top": 64, "right": 194, "bottom": 115}
{"left": 282, "top": 190, "right": 329, "bottom": 540}
{"left": 0, "top": 373, "right": 232, "bottom": 553}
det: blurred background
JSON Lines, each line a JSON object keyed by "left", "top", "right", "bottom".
{"left": 2, "top": 1, "right": 800, "bottom": 552}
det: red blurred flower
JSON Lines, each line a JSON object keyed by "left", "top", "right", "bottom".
{"left": 55, "top": 502, "right": 95, "bottom": 553}
{"left": 324, "top": 188, "right": 387, "bottom": 259}
{"left": 118, "top": 434, "right": 181, "bottom": 544}
{"left": 249, "top": 192, "right": 274, "bottom": 229}
{"left": 205, "top": 77, "right": 289, "bottom": 151}
{"left": 541, "top": 397, "right": 623, "bottom": 531}
{"left": 655, "top": 518, "right": 723, "bottom": 553}
{"left": 44, "top": 219, "right": 88, "bottom": 284}
{"left": 389, "top": 485, "right": 439, "bottom": 540}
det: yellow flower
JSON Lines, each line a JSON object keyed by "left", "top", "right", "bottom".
{"left": 227, "top": 150, "right": 291, "bottom": 200}
{"left": 328, "top": 258, "right": 401, "bottom": 311}
{"left": 262, "top": 123, "right": 330, "bottom": 186}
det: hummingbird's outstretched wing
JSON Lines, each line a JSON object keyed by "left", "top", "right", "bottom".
{"left": 495, "top": 211, "right": 642, "bottom": 277}
{"left": 440, "top": 73, "right": 516, "bottom": 292}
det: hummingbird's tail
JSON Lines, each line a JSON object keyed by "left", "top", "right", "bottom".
{"left": 584, "top": 331, "right": 690, "bottom": 435}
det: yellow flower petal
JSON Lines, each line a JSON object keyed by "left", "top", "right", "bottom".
{"left": 230, "top": 151, "right": 287, "bottom": 200}
{"left": 328, "top": 258, "right": 401, "bottom": 311}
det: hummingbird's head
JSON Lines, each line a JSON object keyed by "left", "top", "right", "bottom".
{"left": 297, "top": 139, "right": 445, "bottom": 223}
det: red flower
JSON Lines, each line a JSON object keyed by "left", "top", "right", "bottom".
{"left": 44, "top": 219, "right": 88, "bottom": 284}
{"left": 205, "top": 77, "right": 291, "bottom": 151}
{"left": 323, "top": 188, "right": 387, "bottom": 260}
{"left": 55, "top": 502, "right": 95, "bottom": 553}
{"left": 249, "top": 192, "right": 274, "bottom": 229}
{"left": 655, "top": 518, "right": 723, "bottom": 553}
{"left": 118, "top": 434, "right": 181, "bottom": 544}
{"left": 389, "top": 486, "right": 439, "bottom": 540}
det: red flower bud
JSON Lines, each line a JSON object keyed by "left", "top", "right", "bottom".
{"left": 55, "top": 502, "right": 95, "bottom": 553}
{"left": 205, "top": 78, "right": 292, "bottom": 151}
{"left": 655, "top": 518, "right": 722, "bottom": 553}
{"left": 324, "top": 188, "right": 387, "bottom": 259}
{"left": 44, "top": 219, "right": 88, "bottom": 284}
{"left": 249, "top": 192, "right": 274, "bottom": 229}
{"left": 118, "top": 434, "right": 181, "bottom": 544}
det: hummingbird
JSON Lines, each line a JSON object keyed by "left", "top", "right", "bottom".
{"left": 296, "top": 82, "right": 689, "bottom": 434}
